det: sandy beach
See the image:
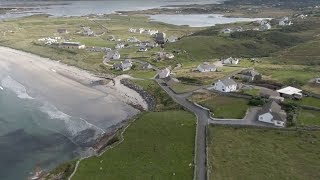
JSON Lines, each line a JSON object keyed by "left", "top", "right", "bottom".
{"left": 0, "top": 46, "right": 147, "bottom": 137}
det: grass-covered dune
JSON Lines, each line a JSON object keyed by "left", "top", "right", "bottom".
{"left": 72, "top": 111, "right": 196, "bottom": 180}
{"left": 209, "top": 126, "right": 320, "bottom": 180}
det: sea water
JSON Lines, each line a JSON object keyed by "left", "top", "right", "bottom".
{"left": 0, "top": 88, "right": 79, "bottom": 180}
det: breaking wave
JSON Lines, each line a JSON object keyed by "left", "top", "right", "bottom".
{"left": 1, "top": 76, "right": 33, "bottom": 99}
{"left": 39, "top": 102, "right": 105, "bottom": 146}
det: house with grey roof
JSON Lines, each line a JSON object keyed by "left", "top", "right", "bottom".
{"left": 158, "top": 68, "right": 170, "bottom": 79}
{"left": 113, "top": 60, "right": 133, "bottom": 71}
{"left": 142, "top": 63, "right": 153, "bottom": 70}
{"left": 59, "top": 42, "right": 85, "bottom": 49}
{"left": 106, "top": 51, "right": 120, "bottom": 60}
{"left": 238, "top": 69, "right": 262, "bottom": 82}
{"left": 197, "top": 62, "right": 217, "bottom": 73}
{"left": 212, "top": 77, "right": 238, "bottom": 92}
{"left": 258, "top": 101, "right": 287, "bottom": 127}
{"left": 222, "top": 57, "right": 239, "bottom": 65}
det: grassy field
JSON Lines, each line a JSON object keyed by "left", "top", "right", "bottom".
{"left": 190, "top": 92, "right": 250, "bottom": 119}
{"left": 288, "top": 97, "right": 320, "bottom": 108}
{"left": 170, "top": 83, "right": 201, "bottom": 94}
{"left": 72, "top": 111, "right": 196, "bottom": 180}
{"left": 208, "top": 126, "right": 320, "bottom": 180}
{"left": 297, "top": 109, "right": 320, "bottom": 126}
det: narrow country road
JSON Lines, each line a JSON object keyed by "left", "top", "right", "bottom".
{"left": 156, "top": 79, "right": 210, "bottom": 180}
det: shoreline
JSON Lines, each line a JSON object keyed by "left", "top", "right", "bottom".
{"left": 0, "top": 46, "right": 149, "bottom": 178}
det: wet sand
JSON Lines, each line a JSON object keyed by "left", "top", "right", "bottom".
{"left": 0, "top": 46, "right": 146, "bottom": 132}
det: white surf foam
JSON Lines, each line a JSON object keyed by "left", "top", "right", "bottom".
{"left": 39, "top": 102, "right": 105, "bottom": 137}
{"left": 0, "top": 86, "right": 3, "bottom": 90}
{"left": 1, "top": 76, "right": 33, "bottom": 99}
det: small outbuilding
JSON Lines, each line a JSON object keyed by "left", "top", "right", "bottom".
{"left": 277, "top": 86, "right": 303, "bottom": 99}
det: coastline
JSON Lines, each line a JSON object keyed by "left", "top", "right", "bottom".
{"left": 0, "top": 46, "right": 149, "bottom": 178}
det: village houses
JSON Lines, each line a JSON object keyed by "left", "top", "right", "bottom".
{"left": 155, "top": 32, "right": 166, "bottom": 44}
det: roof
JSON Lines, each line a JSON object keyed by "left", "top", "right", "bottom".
{"left": 158, "top": 68, "right": 170, "bottom": 77}
{"left": 220, "top": 78, "right": 237, "bottom": 86}
{"left": 240, "top": 69, "right": 260, "bottom": 77}
{"left": 61, "top": 42, "right": 81, "bottom": 46}
{"left": 277, "top": 86, "right": 302, "bottom": 95}
{"left": 198, "top": 63, "right": 216, "bottom": 71}
{"left": 258, "top": 101, "right": 286, "bottom": 122}
{"left": 260, "top": 101, "right": 282, "bottom": 115}
{"left": 259, "top": 88, "right": 280, "bottom": 97}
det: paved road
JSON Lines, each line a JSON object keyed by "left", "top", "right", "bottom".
{"left": 156, "top": 79, "right": 210, "bottom": 180}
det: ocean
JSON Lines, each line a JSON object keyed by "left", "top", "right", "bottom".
{"left": 0, "top": 87, "right": 79, "bottom": 180}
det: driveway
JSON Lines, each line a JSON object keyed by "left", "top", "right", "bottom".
{"left": 210, "top": 107, "right": 277, "bottom": 127}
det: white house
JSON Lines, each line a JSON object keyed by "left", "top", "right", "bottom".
{"left": 315, "top": 78, "right": 320, "bottom": 84}
{"left": 113, "top": 60, "right": 132, "bottom": 71}
{"left": 221, "top": 28, "right": 232, "bottom": 34}
{"left": 127, "top": 37, "right": 140, "bottom": 43}
{"left": 158, "top": 68, "right": 170, "bottom": 79}
{"left": 279, "top": 17, "right": 293, "bottom": 26}
{"left": 212, "top": 78, "right": 238, "bottom": 92}
{"left": 115, "top": 43, "right": 125, "bottom": 49}
{"left": 129, "top": 28, "right": 137, "bottom": 33}
{"left": 277, "top": 86, "right": 303, "bottom": 99}
{"left": 258, "top": 101, "right": 286, "bottom": 127}
{"left": 261, "top": 23, "right": 272, "bottom": 31}
{"left": 106, "top": 51, "right": 121, "bottom": 60}
{"left": 197, "top": 63, "right": 217, "bottom": 73}
{"left": 138, "top": 47, "right": 148, "bottom": 52}
{"left": 222, "top": 57, "right": 239, "bottom": 65}
{"left": 59, "top": 42, "right": 86, "bottom": 49}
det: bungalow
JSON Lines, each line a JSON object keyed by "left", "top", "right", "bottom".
{"left": 257, "top": 101, "right": 286, "bottom": 127}
{"left": 166, "top": 53, "right": 175, "bottom": 59}
{"left": 158, "top": 68, "right": 171, "bottom": 79}
{"left": 155, "top": 32, "right": 166, "bottom": 44}
{"left": 57, "top": 28, "right": 68, "bottom": 34}
{"left": 279, "top": 17, "right": 293, "bottom": 26}
{"left": 127, "top": 37, "right": 140, "bottom": 43}
{"left": 260, "top": 23, "right": 271, "bottom": 31}
{"left": 222, "top": 57, "right": 239, "bottom": 65}
{"left": 138, "top": 47, "right": 148, "bottom": 52}
{"left": 212, "top": 78, "right": 238, "bottom": 92}
{"left": 106, "top": 51, "right": 121, "bottom": 60}
{"left": 238, "top": 69, "right": 262, "bottom": 82}
{"left": 113, "top": 60, "right": 132, "bottom": 71}
{"left": 128, "top": 28, "right": 137, "bottom": 33}
{"left": 221, "top": 28, "right": 232, "bottom": 34}
{"left": 142, "top": 63, "right": 153, "bottom": 70}
{"left": 139, "top": 28, "right": 145, "bottom": 34}
{"left": 115, "top": 43, "right": 125, "bottom": 49}
{"left": 59, "top": 42, "right": 85, "bottom": 49}
{"left": 82, "top": 27, "right": 95, "bottom": 36}
{"left": 277, "top": 86, "right": 303, "bottom": 99}
{"left": 197, "top": 62, "right": 217, "bottom": 73}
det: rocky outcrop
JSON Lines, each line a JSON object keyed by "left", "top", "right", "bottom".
{"left": 120, "top": 79, "right": 156, "bottom": 111}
